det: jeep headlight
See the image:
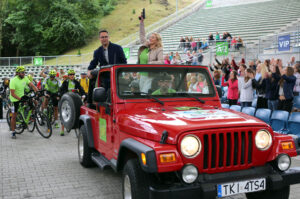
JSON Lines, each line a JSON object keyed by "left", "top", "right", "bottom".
{"left": 180, "top": 135, "right": 201, "bottom": 158}
{"left": 255, "top": 130, "right": 272, "bottom": 151}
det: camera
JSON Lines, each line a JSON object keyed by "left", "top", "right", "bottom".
{"left": 138, "top": 8, "right": 145, "bottom": 20}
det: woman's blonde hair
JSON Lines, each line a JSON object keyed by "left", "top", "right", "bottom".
{"left": 259, "top": 63, "right": 269, "bottom": 78}
{"left": 150, "top": 33, "right": 163, "bottom": 49}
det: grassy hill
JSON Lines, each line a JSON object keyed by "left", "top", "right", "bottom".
{"left": 45, "top": 0, "right": 196, "bottom": 66}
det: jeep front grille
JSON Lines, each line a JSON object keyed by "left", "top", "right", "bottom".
{"left": 203, "top": 131, "right": 253, "bottom": 170}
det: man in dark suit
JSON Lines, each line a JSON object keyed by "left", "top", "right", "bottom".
{"left": 87, "top": 30, "right": 127, "bottom": 106}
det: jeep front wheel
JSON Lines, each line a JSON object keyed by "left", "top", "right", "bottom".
{"left": 78, "top": 125, "right": 95, "bottom": 168}
{"left": 122, "top": 159, "right": 149, "bottom": 199}
{"left": 246, "top": 185, "right": 290, "bottom": 199}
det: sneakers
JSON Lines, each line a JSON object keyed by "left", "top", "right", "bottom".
{"left": 60, "top": 131, "right": 64, "bottom": 136}
{"left": 54, "top": 123, "right": 60, "bottom": 129}
{"left": 11, "top": 132, "right": 16, "bottom": 139}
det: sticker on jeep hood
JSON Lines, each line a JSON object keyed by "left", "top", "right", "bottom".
{"left": 173, "top": 110, "right": 238, "bottom": 119}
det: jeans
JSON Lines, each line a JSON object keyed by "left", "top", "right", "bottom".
{"left": 268, "top": 100, "right": 278, "bottom": 111}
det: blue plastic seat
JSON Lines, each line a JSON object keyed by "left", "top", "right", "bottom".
{"left": 241, "top": 107, "right": 256, "bottom": 116}
{"left": 287, "top": 112, "right": 300, "bottom": 136}
{"left": 230, "top": 105, "right": 241, "bottom": 112}
{"left": 255, "top": 108, "right": 272, "bottom": 124}
{"left": 270, "top": 110, "right": 289, "bottom": 132}
{"left": 221, "top": 104, "right": 230, "bottom": 109}
{"left": 252, "top": 98, "right": 257, "bottom": 108}
{"left": 294, "top": 96, "right": 300, "bottom": 109}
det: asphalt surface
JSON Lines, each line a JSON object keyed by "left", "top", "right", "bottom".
{"left": 1, "top": 119, "right": 300, "bottom": 199}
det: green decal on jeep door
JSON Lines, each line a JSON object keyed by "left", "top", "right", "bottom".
{"left": 99, "top": 118, "right": 107, "bottom": 142}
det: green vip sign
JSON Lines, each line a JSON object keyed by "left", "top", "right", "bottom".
{"left": 34, "top": 57, "right": 43, "bottom": 66}
{"left": 123, "top": 47, "right": 130, "bottom": 59}
{"left": 216, "top": 42, "right": 228, "bottom": 56}
{"left": 206, "top": 0, "right": 213, "bottom": 8}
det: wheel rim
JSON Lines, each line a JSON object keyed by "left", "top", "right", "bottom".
{"left": 78, "top": 132, "right": 84, "bottom": 161}
{"left": 124, "top": 175, "right": 132, "bottom": 199}
{"left": 61, "top": 100, "right": 71, "bottom": 122}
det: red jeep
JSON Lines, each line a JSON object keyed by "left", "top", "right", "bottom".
{"left": 59, "top": 64, "right": 300, "bottom": 199}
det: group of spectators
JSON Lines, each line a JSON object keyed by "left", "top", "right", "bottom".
{"left": 211, "top": 55, "right": 300, "bottom": 113}
{"left": 163, "top": 50, "right": 204, "bottom": 65}
{"left": 179, "top": 32, "right": 244, "bottom": 52}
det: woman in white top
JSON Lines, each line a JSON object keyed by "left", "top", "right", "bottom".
{"left": 293, "top": 63, "right": 300, "bottom": 96}
{"left": 240, "top": 68, "right": 255, "bottom": 108}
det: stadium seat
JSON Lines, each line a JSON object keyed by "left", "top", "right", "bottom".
{"left": 241, "top": 107, "right": 256, "bottom": 116}
{"left": 230, "top": 105, "right": 241, "bottom": 112}
{"left": 270, "top": 110, "right": 289, "bottom": 132}
{"left": 255, "top": 108, "right": 272, "bottom": 124}
{"left": 251, "top": 98, "right": 257, "bottom": 108}
{"left": 287, "top": 112, "right": 300, "bottom": 136}
{"left": 221, "top": 104, "right": 230, "bottom": 109}
{"left": 294, "top": 96, "right": 300, "bottom": 109}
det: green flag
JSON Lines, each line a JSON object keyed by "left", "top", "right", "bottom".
{"left": 216, "top": 42, "right": 228, "bottom": 56}
{"left": 34, "top": 57, "right": 43, "bottom": 66}
{"left": 123, "top": 47, "right": 130, "bottom": 59}
{"left": 206, "top": 0, "right": 212, "bottom": 8}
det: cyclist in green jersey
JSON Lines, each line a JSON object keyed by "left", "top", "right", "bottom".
{"left": 42, "top": 70, "right": 61, "bottom": 129}
{"left": 9, "top": 66, "right": 38, "bottom": 139}
{"left": 59, "top": 69, "right": 85, "bottom": 136}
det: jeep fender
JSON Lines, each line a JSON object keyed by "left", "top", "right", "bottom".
{"left": 117, "top": 138, "right": 157, "bottom": 173}
{"left": 79, "top": 115, "right": 95, "bottom": 148}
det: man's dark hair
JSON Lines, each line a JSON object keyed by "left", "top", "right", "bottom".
{"left": 99, "top": 29, "right": 109, "bottom": 35}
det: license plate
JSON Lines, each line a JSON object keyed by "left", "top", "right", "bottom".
{"left": 217, "top": 178, "right": 266, "bottom": 197}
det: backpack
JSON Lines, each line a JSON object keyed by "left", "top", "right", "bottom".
{"left": 198, "top": 54, "right": 203, "bottom": 63}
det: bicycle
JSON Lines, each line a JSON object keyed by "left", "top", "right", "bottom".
{"left": 7, "top": 91, "right": 53, "bottom": 138}
{"left": 44, "top": 93, "right": 57, "bottom": 125}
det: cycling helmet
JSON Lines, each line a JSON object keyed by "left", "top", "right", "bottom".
{"left": 16, "top": 66, "right": 25, "bottom": 73}
{"left": 68, "top": 69, "right": 75, "bottom": 75}
{"left": 27, "top": 74, "right": 33, "bottom": 82}
{"left": 49, "top": 70, "right": 56, "bottom": 77}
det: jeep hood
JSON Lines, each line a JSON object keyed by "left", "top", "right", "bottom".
{"left": 117, "top": 106, "right": 268, "bottom": 144}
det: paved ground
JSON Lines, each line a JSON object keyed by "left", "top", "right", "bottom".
{"left": 1, "top": 119, "right": 300, "bottom": 199}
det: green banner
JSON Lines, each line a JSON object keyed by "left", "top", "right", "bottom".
{"left": 34, "top": 57, "right": 43, "bottom": 66}
{"left": 206, "top": 0, "right": 212, "bottom": 8}
{"left": 123, "top": 47, "right": 130, "bottom": 59}
{"left": 216, "top": 42, "right": 228, "bottom": 56}
{"left": 99, "top": 118, "right": 107, "bottom": 142}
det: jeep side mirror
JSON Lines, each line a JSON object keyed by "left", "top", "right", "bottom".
{"left": 216, "top": 85, "right": 222, "bottom": 98}
{"left": 93, "top": 87, "right": 107, "bottom": 102}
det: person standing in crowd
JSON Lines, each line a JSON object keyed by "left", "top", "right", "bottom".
{"left": 288, "top": 56, "right": 296, "bottom": 67}
{"left": 79, "top": 72, "right": 89, "bottom": 96}
{"left": 60, "top": 70, "right": 86, "bottom": 136}
{"left": 42, "top": 70, "right": 61, "bottom": 129}
{"left": 215, "top": 32, "right": 220, "bottom": 41}
{"left": 277, "top": 66, "right": 296, "bottom": 112}
{"left": 137, "top": 15, "right": 164, "bottom": 92}
{"left": 171, "top": 52, "right": 182, "bottom": 64}
{"left": 87, "top": 29, "right": 127, "bottom": 107}
{"left": 9, "top": 66, "right": 38, "bottom": 139}
{"left": 252, "top": 63, "right": 268, "bottom": 108}
{"left": 222, "top": 70, "right": 239, "bottom": 106}
{"left": 265, "top": 64, "right": 281, "bottom": 111}
{"left": 293, "top": 63, "right": 300, "bottom": 96}
{"left": 240, "top": 68, "right": 255, "bottom": 108}
{"left": 179, "top": 37, "right": 185, "bottom": 49}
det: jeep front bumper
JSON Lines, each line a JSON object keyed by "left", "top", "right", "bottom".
{"left": 149, "top": 165, "right": 300, "bottom": 199}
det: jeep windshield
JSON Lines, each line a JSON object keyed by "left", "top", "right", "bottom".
{"left": 117, "top": 67, "right": 216, "bottom": 99}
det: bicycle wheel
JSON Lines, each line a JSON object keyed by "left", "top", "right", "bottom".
{"left": 6, "top": 108, "right": 11, "bottom": 127}
{"left": 27, "top": 114, "right": 35, "bottom": 132}
{"left": 47, "top": 106, "right": 55, "bottom": 125}
{"left": 35, "top": 111, "right": 52, "bottom": 138}
{"left": 74, "top": 128, "right": 79, "bottom": 138}
{"left": 15, "top": 112, "right": 25, "bottom": 134}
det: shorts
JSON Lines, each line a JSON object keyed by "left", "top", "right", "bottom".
{"left": 49, "top": 94, "right": 59, "bottom": 106}
{"left": 11, "top": 101, "right": 20, "bottom": 113}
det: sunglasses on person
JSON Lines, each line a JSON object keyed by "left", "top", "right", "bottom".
{"left": 69, "top": 74, "right": 75, "bottom": 76}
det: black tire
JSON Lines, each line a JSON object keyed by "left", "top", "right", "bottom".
{"left": 27, "top": 114, "right": 35, "bottom": 132}
{"left": 122, "top": 159, "right": 150, "bottom": 199}
{"left": 246, "top": 185, "right": 290, "bottom": 199}
{"left": 78, "top": 125, "right": 95, "bottom": 167}
{"left": 59, "top": 92, "right": 82, "bottom": 131}
{"left": 7, "top": 109, "right": 25, "bottom": 134}
{"left": 35, "top": 111, "right": 52, "bottom": 138}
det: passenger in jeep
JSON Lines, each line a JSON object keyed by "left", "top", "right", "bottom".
{"left": 152, "top": 72, "right": 176, "bottom": 95}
